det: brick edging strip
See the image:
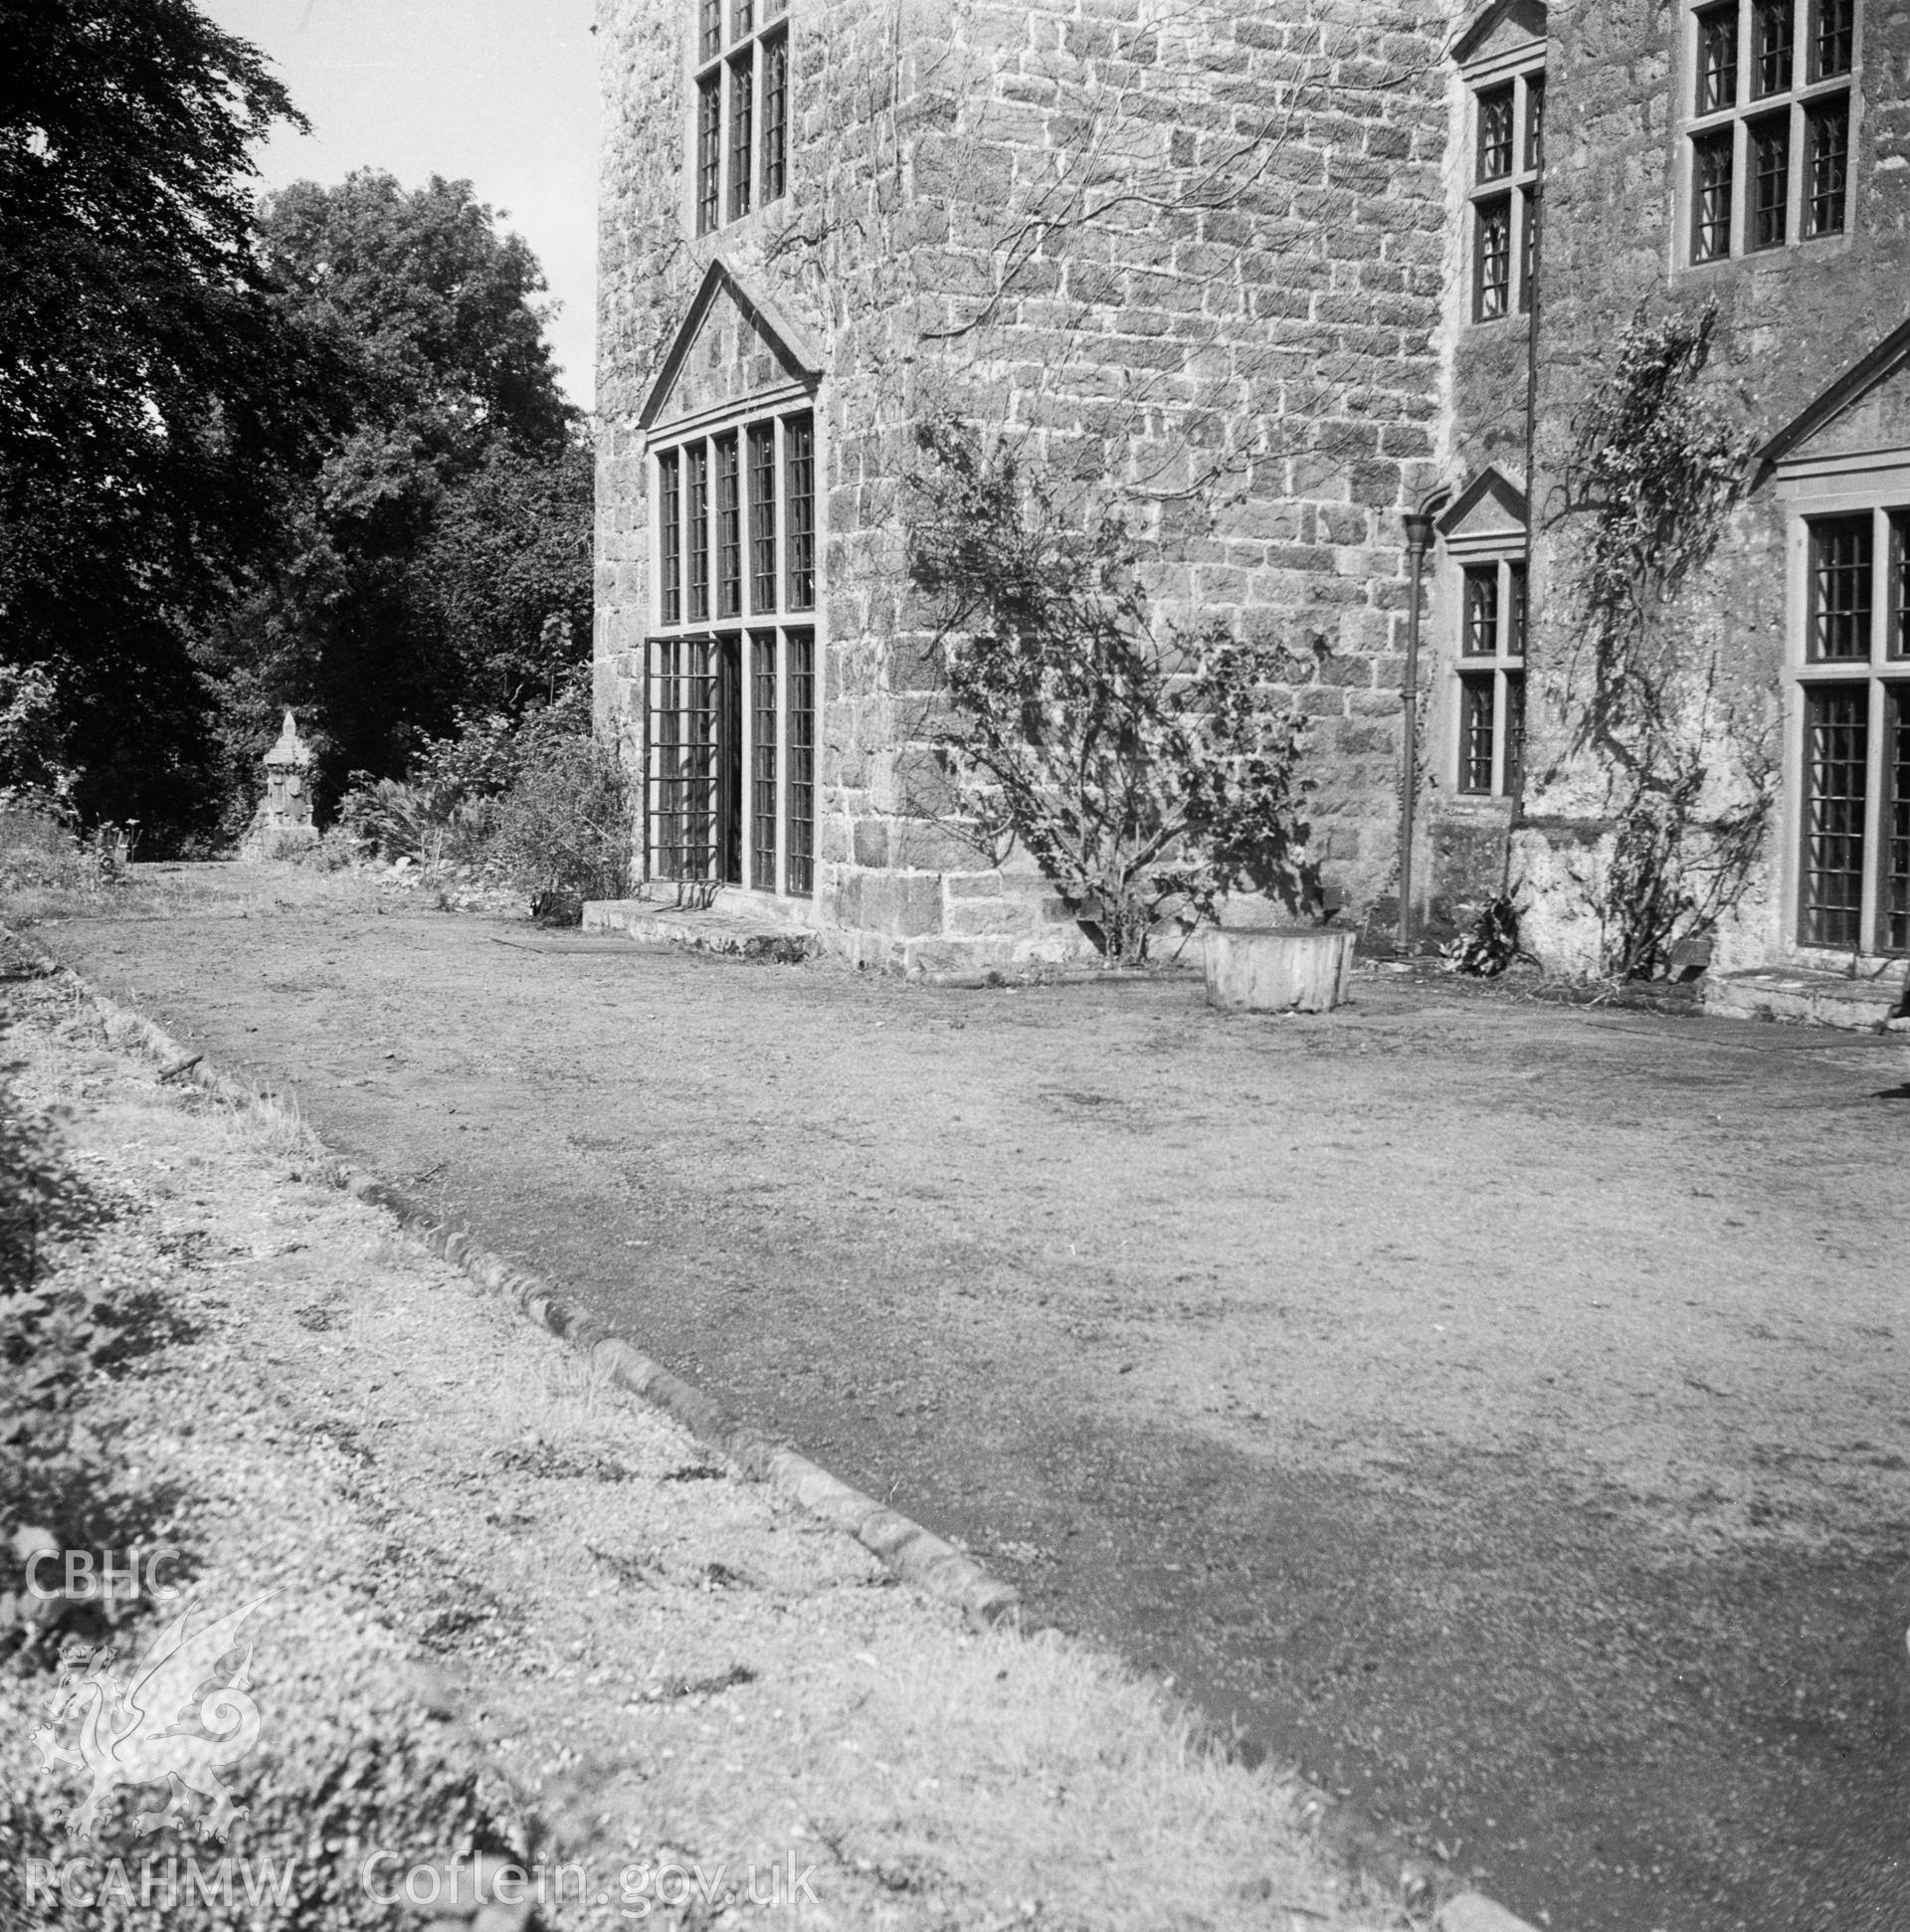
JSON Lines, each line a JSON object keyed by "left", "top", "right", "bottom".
{"left": 19, "top": 941, "right": 1019, "bottom": 1631}
{"left": 337, "top": 1169, "right": 1021, "bottom": 1628}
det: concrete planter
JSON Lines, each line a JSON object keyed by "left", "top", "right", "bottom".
{"left": 1202, "top": 926, "right": 1354, "bottom": 1014}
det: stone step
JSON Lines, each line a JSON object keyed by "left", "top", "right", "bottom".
{"left": 582, "top": 897, "right": 821, "bottom": 963}
{"left": 1701, "top": 965, "right": 1907, "bottom": 1032}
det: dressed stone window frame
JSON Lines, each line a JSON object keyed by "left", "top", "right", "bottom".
{"left": 1679, "top": 0, "right": 1857, "bottom": 268}
{"left": 1773, "top": 451, "right": 1910, "bottom": 959}
{"left": 691, "top": 0, "right": 790, "bottom": 238}
{"left": 1448, "top": 549, "right": 1528, "bottom": 799}
{"left": 647, "top": 401, "right": 819, "bottom": 897}
{"left": 1459, "top": 33, "right": 1545, "bottom": 324}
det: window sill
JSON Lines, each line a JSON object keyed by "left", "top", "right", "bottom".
{"left": 1674, "top": 228, "right": 1853, "bottom": 283}
{"left": 1785, "top": 943, "right": 1910, "bottom": 971}
{"left": 690, "top": 197, "right": 791, "bottom": 249}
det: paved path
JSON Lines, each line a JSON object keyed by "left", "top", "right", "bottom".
{"left": 43, "top": 882, "right": 1910, "bottom": 1931}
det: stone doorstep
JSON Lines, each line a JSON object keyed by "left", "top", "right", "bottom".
{"left": 1700, "top": 965, "right": 1908, "bottom": 1032}
{"left": 581, "top": 897, "right": 822, "bottom": 963}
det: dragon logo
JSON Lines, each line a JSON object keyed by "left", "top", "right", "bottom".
{"left": 32, "top": 1594, "right": 273, "bottom": 1843}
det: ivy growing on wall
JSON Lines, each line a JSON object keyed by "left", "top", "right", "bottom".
{"left": 1565, "top": 302, "right": 1775, "bottom": 980}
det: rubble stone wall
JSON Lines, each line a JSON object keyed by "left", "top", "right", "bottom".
{"left": 597, "top": 0, "right": 1459, "bottom": 971}
{"left": 1511, "top": 0, "right": 1910, "bottom": 972}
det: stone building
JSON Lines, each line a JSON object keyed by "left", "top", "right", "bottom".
{"left": 1438, "top": 0, "right": 1910, "bottom": 1010}
{"left": 594, "top": 0, "right": 1910, "bottom": 998}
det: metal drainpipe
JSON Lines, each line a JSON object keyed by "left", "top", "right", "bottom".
{"left": 1398, "top": 508, "right": 1437, "bottom": 951}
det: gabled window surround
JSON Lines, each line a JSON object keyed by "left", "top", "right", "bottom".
{"left": 1434, "top": 469, "right": 1530, "bottom": 804}
{"left": 649, "top": 408, "right": 818, "bottom": 895}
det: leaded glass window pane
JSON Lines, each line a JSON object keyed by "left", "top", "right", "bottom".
{"left": 1477, "top": 87, "right": 1514, "bottom": 180}
{"left": 786, "top": 413, "right": 815, "bottom": 611}
{"left": 1698, "top": 4, "right": 1740, "bottom": 110}
{"left": 659, "top": 452, "right": 681, "bottom": 627}
{"left": 786, "top": 630, "right": 815, "bottom": 895}
{"left": 1814, "top": 0, "right": 1854, "bottom": 76}
{"left": 748, "top": 425, "right": 777, "bottom": 613}
{"left": 696, "top": 77, "right": 721, "bottom": 237}
{"left": 686, "top": 443, "right": 710, "bottom": 622}
{"left": 1811, "top": 515, "right": 1871, "bottom": 660}
{"left": 1750, "top": 114, "right": 1790, "bottom": 249}
{"left": 1802, "top": 684, "right": 1867, "bottom": 948}
{"left": 1459, "top": 676, "right": 1496, "bottom": 795}
{"left": 1475, "top": 197, "right": 1511, "bottom": 320}
{"left": 1806, "top": 96, "right": 1849, "bottom": 236}
{"left": 716, "top": 435, "right": 742, "bottom": 618}
{"left": 1463, "top": 567, "right": 1499, "bottom": 656}
{"left": 762, "top": 33, "right": 789, "bottom": 203}
{"left": 727, "top": 57, "right": 753, "bottom": 222}
{"left": 1753, "top": 0, "right": 1795, "bottom": 96}
{"left": 1692, "top": 128, "right": 1734, "bottom": 261}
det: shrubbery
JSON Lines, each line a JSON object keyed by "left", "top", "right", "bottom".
{"left": 327, "top": 677, "right": 632, "bottom": 916}
{"left": 0, "top": 809, "right": 135, "bottom": 901}
{"left": 905, "top": 419, "right": 1313, "bottom": 962}
{"left": 1, "top": 1661, "right": 538, "bottom": 1931}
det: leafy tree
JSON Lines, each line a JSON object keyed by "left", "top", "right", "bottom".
{"left": 201, "top": 171, "right": 591, "bottom": 823}
{"left": 257, "top": 170, "right": 571, "bottom": 467}
{"left": 412, "top": 444, "right": 594, "bottom": 714}
{"left": 0, "top": 0, "right": 339, "bottom": 842}
{"left": 905, "top": 419, "right": 1313, "bottom": 963}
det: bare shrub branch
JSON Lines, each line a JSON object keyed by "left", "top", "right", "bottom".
{"left": 904, "top": 417, "right": 1312, "bottom": 962}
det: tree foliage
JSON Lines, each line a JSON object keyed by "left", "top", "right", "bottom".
{"left": 199, "top": 171, "right": 593, "bottom": 832}
{"left": 905, "top": 420, "right": 1312, "bottom": 963}
{"left": 0, "top": 0, "right": 342, "bottom": 840}
{"left": 257, "top": 170, "right": 571, "bottom": 468}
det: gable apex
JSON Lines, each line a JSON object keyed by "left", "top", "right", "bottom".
{"left": 1435, "top": 466, "right": 1528, "bottom": 541}
{"left": 1450, "top": 0, "right": 1547, "bottom": 68}
{"left": 639, "top": 257, "right": 824, "bottom": 434}
{"left": 1750, "top": 317, "right": 1910, "bottom": 484}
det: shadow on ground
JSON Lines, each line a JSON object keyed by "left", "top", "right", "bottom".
{"left": 32, "top": 871, "right": 1910, "bottom": 1931}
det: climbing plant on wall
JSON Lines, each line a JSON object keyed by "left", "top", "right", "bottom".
{"left": 904, "top": 417, "right": 1314, "bottom": 963}
{"left": 1565, "top": 302, "right": 1775, "bottom": 980}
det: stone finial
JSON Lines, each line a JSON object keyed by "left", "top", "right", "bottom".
{"left": 265, "top": 709, "right": 311, "bottom": 770}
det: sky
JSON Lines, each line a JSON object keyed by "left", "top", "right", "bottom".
{"left": 200, "top": 0, "right": 601, "bottom": 410}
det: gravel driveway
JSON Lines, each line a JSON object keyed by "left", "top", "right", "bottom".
{"left": 41, "top": 866, "right": 1910, "bottom": 1932}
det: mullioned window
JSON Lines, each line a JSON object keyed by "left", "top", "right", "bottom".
{"left": 693, "top": 0, "right": 789, "bottom": 237}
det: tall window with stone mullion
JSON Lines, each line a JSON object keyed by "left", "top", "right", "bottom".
{"left": 649, "top": 408, "right": 818, "bottom": 896}
{"left": 690, "top": 0, "right": 789, "bottom": 235}
{"left": 1455, "top": 560, "right": 1527, "bottom": 798}
{"left": 1793, "top": 502, "right": 1910, "bottom": 953}
{"left": 1685, "top": 0, "right": 1856, "bottom": 263}
{"left": 1466, "top": 57, "right": 1544, "bottom": 323}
